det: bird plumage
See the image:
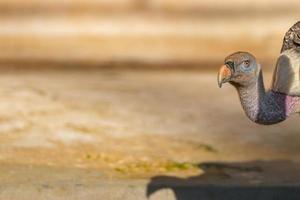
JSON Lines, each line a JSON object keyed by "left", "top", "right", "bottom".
{"left": 218, "top": 21, "right": 300, "bottom": 125}
{"left": 281, "top": 21, "right": 300, "bottom": 53}
{"left": 272, "top": 49, "right": 300, "bottom": 96}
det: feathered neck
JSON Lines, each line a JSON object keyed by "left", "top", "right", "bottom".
{"left": 234, "top": 70, "right": 289, "bottom": 125}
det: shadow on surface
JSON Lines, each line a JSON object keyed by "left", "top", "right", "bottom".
{"left": 147, "top": 160, "right": 300, "bottom": 200}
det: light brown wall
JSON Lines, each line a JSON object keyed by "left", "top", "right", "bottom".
{"left": 0, "top": 0, "right": 298, "bottom": 69}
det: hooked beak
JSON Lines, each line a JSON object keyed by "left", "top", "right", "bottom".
{"left": 218, "top": 64, "right": 232, "bottom": 88}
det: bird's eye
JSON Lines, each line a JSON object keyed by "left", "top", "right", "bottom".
{"left": 244, "top": 60, "right": 250, "bottom": 67}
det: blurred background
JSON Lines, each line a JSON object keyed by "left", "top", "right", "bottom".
{"left": 0, "top": 0, "right": 300, "bottom": 182}
{"left": 0, "top": 0, "right": 299, "bottom": 69}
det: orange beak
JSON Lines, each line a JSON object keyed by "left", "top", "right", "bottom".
{"left": 218, "top": 64, "right": 232, "bottom": 88}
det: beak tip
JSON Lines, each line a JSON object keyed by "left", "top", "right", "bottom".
{"left": 218, "top": 64, "right": 232, "bottom": 89}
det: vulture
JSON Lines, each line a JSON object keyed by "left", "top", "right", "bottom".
{"left": 218, "top": 21, "right": 300, "bottom": 125}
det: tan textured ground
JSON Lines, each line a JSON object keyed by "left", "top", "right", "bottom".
{"left": 0, "top": 69, "right": 299, "bottom": 180}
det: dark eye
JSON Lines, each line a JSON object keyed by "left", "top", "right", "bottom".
{"left": 244, "top": 60, "right": 250, "bottom": 67}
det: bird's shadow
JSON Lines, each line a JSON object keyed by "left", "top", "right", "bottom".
{"left": 146, "top": 160, "right": 300, "bottom": 200}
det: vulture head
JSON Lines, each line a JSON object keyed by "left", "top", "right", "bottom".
{"left": 218, "top": 52, "right": 260, "bottom": 88}
{"left": 216, "top": 21, "right": 300, "bottom": 125}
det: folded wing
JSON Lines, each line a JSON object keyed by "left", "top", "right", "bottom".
{"left": 271, "top": 22, "right": 300, "bottom": 96}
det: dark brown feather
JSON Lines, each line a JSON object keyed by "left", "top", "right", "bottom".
{"left": 281, "top": 21, "right": 300, "bottom": 53}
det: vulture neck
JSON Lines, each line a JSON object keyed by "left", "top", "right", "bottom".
{"left": 235, "top": 70, "right": 291, "bottom": 125}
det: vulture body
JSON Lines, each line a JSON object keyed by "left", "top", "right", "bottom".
{"left": 218, "top": 21, "right": 300, "bottom": 125}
